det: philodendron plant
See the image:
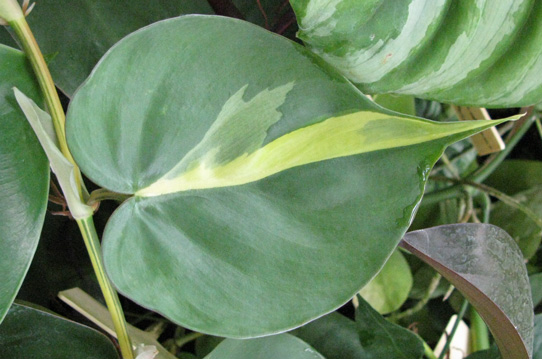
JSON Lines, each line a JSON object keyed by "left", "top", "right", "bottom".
{"left": 0, "top": 0, "right": 541, "bottom": 359}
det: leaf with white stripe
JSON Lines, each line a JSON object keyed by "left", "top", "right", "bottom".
{"left": 291, "top": 0, "right": 542, "bottom": 107}
{"left": 67, "top": 16, "right": 514, "bottom": 338}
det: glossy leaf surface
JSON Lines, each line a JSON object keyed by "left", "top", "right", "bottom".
{"left": 3, "top": 0, "right": 213, "bottom": 96}
{"left": 294, "top": 296, "right": 424, "bottom": 359}
{"left": 400, "top": 223, "right": 534, "bottom": 359}
{"left": 67, "top": 16, "right": 509, "bottom": 338}
{"left": 0, "top": 303, "right": 119, "bottom": 358}
{"left": 0, "top": 45, "right": 48, "bottom": 323}
{"left": 359, "top": 249, "right": 413, "bottom": 314}
{"left": 204, "top": 334, "right": 324, "bottom": 359}
{"left": 291, "top": 0, "right": 542, "bottom": 107}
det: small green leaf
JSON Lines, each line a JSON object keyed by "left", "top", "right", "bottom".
{"left": 400, "top": 223, "right": 534, "bottom": 359}
{"left": 0, "top": 45, "right": 48, "bottom": 324}
{"left": 204, "top": 334, "right": 325, "bottom": 359}
{"left": 359, "top": 250, "right": 413, "bottom": 314}
{"left": 0, "top": 303, "right": 119, "bottom": 358}
{"left": 14, "top": 88, "right": 92, "bottom": 219}
{"left": 294, "top": 296, "right": 425, "bottom": 359}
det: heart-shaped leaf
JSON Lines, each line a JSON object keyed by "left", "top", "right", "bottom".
{"left": 294, "top": 295, "right": 424, "bottom": 359}
{"left": 0, "top": 303, "right": 119, "bottom": 358}
{"left": 0, "top": 0, "right": 213, "bottom": 96}
{"left": 66, "top": 15, "right": 511, "bottom": 338}
{"left": 400, "top": 223, "right": 534, "bottom": 359}
{"left": 290, "top": 0, "right": 542, "bottom": 107}
{"left": 204, "top": 334, "right": 325, "bottom": 359}
{"left": 0, "top": 44, "right": 48, "bottom": 323}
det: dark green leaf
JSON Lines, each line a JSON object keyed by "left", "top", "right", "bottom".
{"left": 294, "top": 296, "right": 424, "bottom": 359}
{"left": 0, "top": 27, "right": 16, "bottom": 47}
{"left": 534, "top": 315, "right": 542, "bottom": 359}
{"left": 0, "top": 44, "right": 48, "bottom": 323}
{"left": 409, "top": 264, "right": 449, "bottom": 300}
{"left": 204, "top": 334, "right": 324, "bottom": 359}
{"left": 291, "top": 0, "right": 542, "bottom": 107}
{"left": 530, "top": 273, "right": 542, "bottom": 308}
{"left": 491, "top": 185, "right": 542, "bottom": 259}
{"left": 485, "top": 160, "right": 542, "bottom": 195}
{"left": 196, "top": 336, "right": 225, "bottom": 358}
{"left": 400, "top": 223, "right": 534, "bottom": 359}
{"left": 66, "top": 16, "right": 508, "bottom": 338}
{"left": 0, "top": 303, "right": 119, "bottom": 358}
{"left": 17, "top": 0, "right": 213, "bottom": 96}
{"left": 466, "top": 345, "right": 501, "bottom": 359}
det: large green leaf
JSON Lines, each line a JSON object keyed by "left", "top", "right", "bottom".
{"left": 400, "top": 224, "right": 534, "bottom": 359}
{"left": 66, "top": 15, "right": 509, "bottom": 338}
{"left": 293, "top": 296, "right": 424, "bottom": 359}
{"left": 0, "top": 303, "right": 119, "bottom": 358}
{"left": 0, "top": 45, "right": 48, "bottom": 323}
{"left": 204, "top": 334, "right": 325, "bottom": 359}
{"left": 290, "top": 0, "right": 542, "bottom": 107}
{"left": 4, "top": 0, "right": 213, "bottom": 96}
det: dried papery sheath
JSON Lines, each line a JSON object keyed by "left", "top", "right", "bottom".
{"left": 13, "top": 88, "right": 93, "bottom": 219}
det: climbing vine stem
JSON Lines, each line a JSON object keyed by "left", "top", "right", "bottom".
{"left": 5, "top": 3, "right": 134, "bottom": 358}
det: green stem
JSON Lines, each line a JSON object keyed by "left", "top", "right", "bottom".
{"left": 77, "top": 217, "right": 134, "bottom": 359}
{"left": 175, "top": 331, "right": 204, "bottom": 348}
{"left": 423, "top": 340, "right": 439, "bottom": 359}
{"left": 431, "top": 176, "right": 542, "bottom": 228}
{"left": 438, "top": 300, "right": 469, "bottom": 359}
{"left": 423, "top": 117, "right": 534, "bottom": 206}
{"left": 475, "top": 192, "right": 491, "bottom": 224}
{"left": 88, "top": 189, "right": 131, "bottom": 206}
{"left": 388, "top": 271, "right": 441, "bottom": 322}
{"left": 469, "top": 307, "right": 490, "bottom": 353}
{"left": 9, "top": 15, "right": 86, "bottom": 199}
{"left": 8, "top": 8, "right": 132, "bottom": 358}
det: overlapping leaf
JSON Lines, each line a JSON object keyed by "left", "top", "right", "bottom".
{"left": 0, "top": 45, "right": 48, "bottom": 323}
{"left": 0, "top": 0, "right": 213, "bottom": 96}
{"left": 0, "top": 303, "right": 119, "bottom": 358}
{"left": 204, "top": 334, "right": 325, "bottom": 359}
{"left": 293, "top": 296, "right": 424, "bottom": 359}
{"left": 291, "top": 0, "right": 542, "bottom": 107}
{"left": 66, "top": 15, "right": 510, "bottom": 337}
{"left": 359, "top": 250, "right": 413, "bottom": 314}
{"left": 400, "top": 223, "right": 534, "bottom": 359}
